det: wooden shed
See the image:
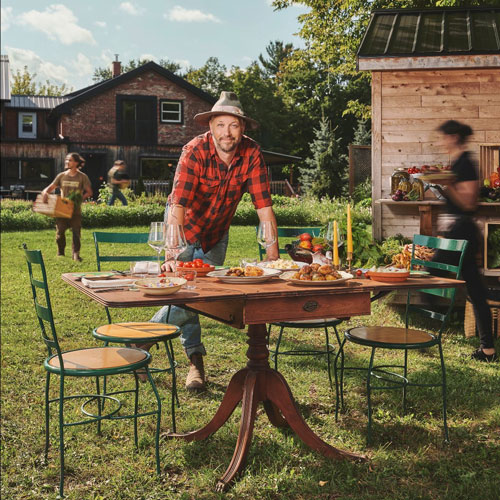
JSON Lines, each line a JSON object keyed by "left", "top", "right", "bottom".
{"left": 358, "top": 6, "right": 500, "bottom": 276}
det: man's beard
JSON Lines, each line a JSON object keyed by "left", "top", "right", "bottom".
{"left": 214, "top": 135, "right": 238, "bottom": 153}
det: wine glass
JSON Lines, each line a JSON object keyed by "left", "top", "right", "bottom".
{"left": 165, "top": 223, "right": 188, "bottom": 271}
{"left": 325, "top": 221, "right": 344, "bottom": 253}
{"left": 256, "top": 221, "right": 277, "bottom": 257}
{"left": 148, "top": 222, "right": 166, "bottom": 272}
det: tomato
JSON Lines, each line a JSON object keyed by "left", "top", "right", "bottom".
{"left": 312, "top": 244, "right": 324, "bottom": 253}
{"left": 158, "top": 273, "right": 166, "bottom": 277}
{"left": 202, "top": 263, "right": 211, "bottom": 268}
{"left": 356, "top": 269, "right": 363, "bottom": 277}
{"left": 299, "top": 233, "right": 312, "bottom": 241}
{"left": 184, "top": 262, "right": 193, "bottom": 268}
{"left": 177, "top": 261, "right": 184, "bottom": 267}
{"left": 193, "top": 259, "right": 204, "bottom": 268}
{"left": 298, "top": 240, "right": 312, "bottom": 250}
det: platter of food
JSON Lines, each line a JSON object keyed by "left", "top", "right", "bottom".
{"left": 176, "top": 259, "right": 215, "bottom": 276}
{"left": 257, "top": 258, "right": 306, "bottom": 272}
{"left": 365, "top": 266, "right": 410, "bottom": 283}
{"left": 280, "top": 264, "right": 353, "bottom": 286}
{"left": 206, "top": 266, "right": 281, "bottom": 284}
{"left": 135, "top": 277, "right": 186, "bottom": 296}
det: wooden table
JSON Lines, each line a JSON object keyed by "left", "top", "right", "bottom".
{"left": 62, "top": 273, "right": 463, "bottom": 491}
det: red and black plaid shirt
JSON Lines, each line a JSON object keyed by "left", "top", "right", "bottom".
{"left": 169, "top": 132, "right": 272, "bottom": 252}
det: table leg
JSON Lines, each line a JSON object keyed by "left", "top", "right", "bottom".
{"left": 167, "top": 323, "right": 365, "bottom": 491}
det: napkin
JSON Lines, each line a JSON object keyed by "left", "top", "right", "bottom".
{"left": 82, "top": 278, "right": 136, "bottom": 289}
{"left": 131, "top": 261, "right": 160, "bottom": 274}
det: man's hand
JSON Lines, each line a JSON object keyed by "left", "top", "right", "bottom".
{"left": 161, "top": 260, "right": 177, "bottom": 272}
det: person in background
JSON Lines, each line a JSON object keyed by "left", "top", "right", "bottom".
{"left": 107, "top": 160, "right": 129, "bottom": 206}
{"left": 42, "top": 152, "right": 92, "bottom": 261}
{"left": 149, "top": 91, "right": 280, "bottom": 390}
{"left": 434, "top": 120, "right": 497, "bottom": 362}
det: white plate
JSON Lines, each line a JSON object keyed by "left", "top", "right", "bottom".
{"left": 135, "top": 277, "right": 186, "bottom": 295}
{"left": 206, "top": 268, "right": 281, "bottom": 284}
{"left": 257, "top": 260, "right": 307, "bottom": 272}
{"left": 280, "top": 270, "right": 353, "bottom": 286}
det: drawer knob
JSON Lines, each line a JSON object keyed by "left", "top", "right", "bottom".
{"left": 303, "top": 300, "right": 318, "bottom": 312}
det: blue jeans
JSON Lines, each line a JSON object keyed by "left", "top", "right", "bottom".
{"left": 108, "top": 188, "right": 128, "bottom": 206}
{"left": 150, "top": 232, "right": 229, "bottom": 357}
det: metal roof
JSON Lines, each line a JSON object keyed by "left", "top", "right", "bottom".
{"left": 0, "top": 55, "right": 11, "bottom": 101}
{"left": 5, "top": 95, "right": 70, "bottom": 109}
{"left": 358, "top": 7, "right": 500, "bottom": 58}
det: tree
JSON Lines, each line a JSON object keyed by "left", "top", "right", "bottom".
{"left": 258, "top": 40, "right": 293, "bottom": 79}
{"left": 299, "top": 116, "right": 347, "bottom": 198}
{"left": 92, "top": 58, "right": 184, "bottom": 83}
{"left": 184, "top": 57, "right": 232, "bottom": 97}
{"left": 11, "top": 66, "right": 71, "bottom": 96}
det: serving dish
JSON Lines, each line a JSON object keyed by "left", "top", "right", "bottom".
{"left": 257, "top": 259, "right": 306, "bottom": 272}
{"left": 135, "top": 277, "right": 186, "bottom": 296}
{"left": 280, "top": 270, "right": 353, "bottom": 286}
{"left": 80, "top": 272, "right": 116, "bottom": 280}
{"left": 176, "top": 264, "right": 215, "bottom": 276}
{"left": 206, "top": 268, "right": 281, "bottom": 284}
{"left": 365, "top": 270, "right": 410, "bottom": 282}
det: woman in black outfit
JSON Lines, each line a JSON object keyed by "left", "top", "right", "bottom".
{"left": 435, "top": 120, "right": 497, "bottom": 362}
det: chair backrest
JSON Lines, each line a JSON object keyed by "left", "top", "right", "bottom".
{"left": 406, "top": 234, "right": 468, "bottom": 336}
{"left": 255, "top": 226, "right": 322, "bottom": 260}
{"left": 93, "top": 232, "right": 156, "bottom": 270}
{"left": 23, "top": 244, "right": 63, "bottom": 364}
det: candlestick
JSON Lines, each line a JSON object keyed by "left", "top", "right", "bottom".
{"left": 333, "top": 220, "right": 339, "bottom": 268}
{"left": 347, "top": 204, "right": 353, "bottom": 253}
{"left": 346, "top": 251, "right": 353, "bottom": 274}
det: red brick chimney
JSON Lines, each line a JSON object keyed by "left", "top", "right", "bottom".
{"left": 112, "top": 54, "right": 121, "bottom": 78}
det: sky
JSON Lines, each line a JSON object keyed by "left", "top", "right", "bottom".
{"left": 0, "top": 1, "right": 308, "bottom": 92}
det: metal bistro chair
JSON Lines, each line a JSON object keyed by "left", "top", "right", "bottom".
{"left": 335, "top": 234, "right": 468, "bottom": 443}
{"left": 23, "top": 245, "right": 161, "bottom": 498}
{"left": 256, "top": 226, "right": 343, "bottom": 391}
{"left": 92, "top": 232, "right": 180, "bottom": 424}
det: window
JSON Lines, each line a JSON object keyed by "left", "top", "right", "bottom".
{"left": 140, "top": 158, "right": 176, "bottom": 180}
{"left": 160, "top": 100, "right": 183, "bottom": 124}
{"left": 18, "top": 112, "right": 37, "bottom": 139}
{"left": 1, "top": 158, "right": 54, "bottom": 190}
{"left": 117, "top": 95, "right": 157, "bottom": 145}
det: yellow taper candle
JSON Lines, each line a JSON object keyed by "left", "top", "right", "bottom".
{"left": 347, "top": 204, "right": 353, "bottom": 253}
{"left": 333, "top": 220, "right": 339, "bottom": 266}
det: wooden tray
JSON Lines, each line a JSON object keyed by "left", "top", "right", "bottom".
{"left": 33, "top": 194, "right": 74, "bottom": 218}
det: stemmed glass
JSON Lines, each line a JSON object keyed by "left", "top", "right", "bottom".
{"left": 148, "top": 222, "right": 166, "bottom": 272}
{"left": 325, "top": 221, "right": 344, "bottom": 252}
{"left": 256, "top": 221, "right": 277, "bottom": 257}
{"left": 165, "top": 223, "right": 188, "bottom": 271}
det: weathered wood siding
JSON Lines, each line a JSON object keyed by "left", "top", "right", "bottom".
{"left": 372, "top": 68, "right": 500, "bottom": 240}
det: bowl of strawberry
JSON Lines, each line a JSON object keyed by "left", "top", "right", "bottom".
{"left": 177, "top": 259, "right": 215, "bottom": 276}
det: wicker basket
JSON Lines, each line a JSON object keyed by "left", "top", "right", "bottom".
{"left": 464, "top": 299, "right": 500, "bottom": 338}
{"left": 33, "top": 194, "right": 74, "bottom": 219}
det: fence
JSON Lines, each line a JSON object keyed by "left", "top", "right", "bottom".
{"left": 349, "top": 144, "right": 371, "bottom": 196}
{"left": 129, "top": 180, "right": 171, "bottom": 196}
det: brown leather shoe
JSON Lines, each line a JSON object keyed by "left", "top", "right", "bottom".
{"left": 186, "top": 353, "right": 205, "bottom": 391}
{"left": 72, "top": 253, "right": 82, "bottom": 262}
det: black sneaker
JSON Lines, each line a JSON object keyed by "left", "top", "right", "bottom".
{"left": 471, "top": 348, "right": 498, "bottom": 363}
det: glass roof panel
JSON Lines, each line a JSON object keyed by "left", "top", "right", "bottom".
{"left": 388, "top": 14, "right": 419, "bottom": 54}
{"left": 416, "top": 13, "right": 443, "bottom": 53}
{"left": 447, "top": 12, "right": 470, "bottom": 52}
{"left": 471, "top": 12, "right": 499, "bottom": 51}
{"left": 359, "top": 14, "right": 396, "bottom": 55}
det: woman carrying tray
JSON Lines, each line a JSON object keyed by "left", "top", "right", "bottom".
{"left": 433, "top": 120, "right": 496, "bottom": 362}
{"left": 41, "top": 152, "right": 92, "bottom": 261}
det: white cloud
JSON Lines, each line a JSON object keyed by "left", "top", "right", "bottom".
{"left": 73, "top": 53, "right": 93, "bottom": 77}
{"left": 119, "top": 2, "right": 143, "bottom": 16}
{"left": 1, "top": 7, "right": 13, "bottom": 32}
{"left": 139, "top": 53, "right": 157, "bottom": 62}
{"left": 164, "top": 6, "right": 221, "bottom": 23}
{"left": 6, "top": 46, "right": 70, "bottom": 85}
{"left": 94, "top": 21, "right": 106, "bottom": 28}
{"left": 17, "top": 4, "right": 96, "bottom": 45}
{"left": 174, "top": 59, "right": 191, "bottom": 71}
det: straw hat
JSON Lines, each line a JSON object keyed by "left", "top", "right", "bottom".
{"left": 194, "top": 91, "right": 259, "bottom": 130}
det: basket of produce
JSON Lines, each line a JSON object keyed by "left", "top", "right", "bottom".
{"left": 33, "top": 194, "right": 74, "bottom": 218}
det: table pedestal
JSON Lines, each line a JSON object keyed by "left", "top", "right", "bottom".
{"left": 167, "top": 323, "right": 365, "bottom": 491}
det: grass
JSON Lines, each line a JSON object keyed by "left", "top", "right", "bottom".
{"left": 1, "top": 226, "right": 499, "bottom": 500}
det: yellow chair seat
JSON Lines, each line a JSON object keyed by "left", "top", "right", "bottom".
{"left": 48, "top": 346, "right": 148, "bottom": 371}
{"left": 347, "top": 326, "right": 433, "bottom": 346}
{"left": 95, "top": 322, "right": 178, "bottom": 341}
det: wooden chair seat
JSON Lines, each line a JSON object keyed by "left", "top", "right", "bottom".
{"left": 346, "top": 326, "right": 435, "bottom": 348}
{"left": 94, "top": 322, "right": 180, "bottom": 342}
{"left": 47, "top": 346, "right": 149, "bottom": 372}
{"left": 274, "top": 317, "right": 340, "bottom": 326}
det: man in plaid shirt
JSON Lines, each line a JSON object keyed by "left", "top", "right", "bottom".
{"left": 151, "top": 91, "right": 279, "bottom": 391}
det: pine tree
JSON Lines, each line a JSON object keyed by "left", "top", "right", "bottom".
{"left": 299, "top": 116, "right": 347, "bottom": 198}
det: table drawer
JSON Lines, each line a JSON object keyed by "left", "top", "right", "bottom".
{"left": 244, "top": 292, "right": 371, "bottom": 324}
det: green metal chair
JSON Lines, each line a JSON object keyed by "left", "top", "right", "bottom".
{"left": 92, "top": 231, "right": 179, "bottom": 417}
{"left": 256, "top": 226, "right": 343, "bottom": 391}
{"left": 335, "top": 234, "right": 468, "bottom": 443}
{"left": 24, "top": 244, "right": 162, "bottom": 498}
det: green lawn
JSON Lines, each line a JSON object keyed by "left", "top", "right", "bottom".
{"left": 1, "top": 226, "right": 499, "bottom": 500}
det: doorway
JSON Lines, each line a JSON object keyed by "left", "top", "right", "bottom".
{"left": 81, "top": 153, "right": 107, "bottom": 200}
